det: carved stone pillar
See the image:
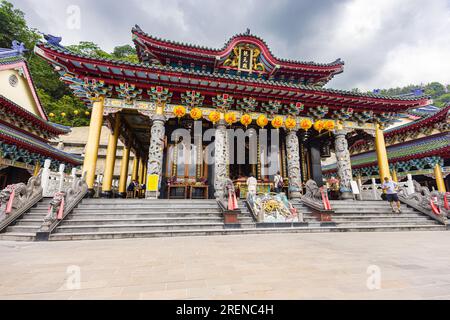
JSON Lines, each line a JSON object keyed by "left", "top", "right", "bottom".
{"left": 286, "top": 130, "right": 302, "bottom": 199}
{"left": 214, "top": 121, "right": 229, "bottom": 200}
{"left": 146, "top": 115, "right": 166, "bottom": 198}
{"left": 334, "top": 129, "right": 353, "bottom": 199}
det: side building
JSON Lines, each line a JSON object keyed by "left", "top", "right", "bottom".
{"left": 0, "top": 42, "right": 82, "bottom": 189}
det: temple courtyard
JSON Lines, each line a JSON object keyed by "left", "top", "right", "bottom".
{"left": 1, "top": 232, "right": 450, "bottom": 300}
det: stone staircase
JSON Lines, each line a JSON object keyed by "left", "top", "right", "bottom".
{"left": 0, "top": 199, "right": 445, "bottom": 242}
{"left": 325, "top": 200, "right": 445, "bottom": 232}
{"left": 0, "top": 198, "right": 52, "bottom": 241}
{"left": 49, "top": 199, "right": 257, "bottom": 241}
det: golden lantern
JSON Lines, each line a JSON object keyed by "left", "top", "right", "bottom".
{"left": 73, "top": 110, "right": 79, "bottom": 116}
{"left": 85, "top": 111, "right": 90, "bottom": 116}
{"left": 208, "top": 111, "right": 221, "bottom": 124}
{"left": 285, "top": 117, "right": 297, "bottom": 131}
{"left": 300, "top": 119, "right": 313, "bottom": 131}
{"left": 225, "top": 112, "right": 237, "bottom": 125}
{"left": 190, "top": 108, "right": 203, "bottom": 121}
{"left": 240, "top": 114, "right": 253, "bottom": 128}
{"left": 271, "top": 116, "right": 284, "bottom": 129}
{"left": 256, "top": 115, "right": 269, "bottom": 128}
{"left": 60, "top": 112, "right": 66, "bottom": 118}
{"left": 173, "top": 106, "right": 186, "bottom": 119}
{"left": 49, "top": 113, "right": 55, "bottom": 118}
{"left": 324, "top": 120, "right": 335, "bottom": 131}
{"left": 314, "top": 120, "right": 325, "bottom": 133}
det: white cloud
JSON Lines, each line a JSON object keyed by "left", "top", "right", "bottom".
{"left": 10, "top": 0, "right": 450, "bottom": 90}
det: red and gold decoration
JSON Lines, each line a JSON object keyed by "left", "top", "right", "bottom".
{"left": 225, "top": 112, "right": 238, "bottom": 125}
{"left": 257, "top": 115, "right": 269, "bottom": 128}
{"left": 314, "top": 120, "right": 325, "bottom": 133}
{"left": 271, "top": 116, "right": 284, "bottom": 129}
{"left": 173, "top": 105, "right": 186, "bottom": 119}
{"left": 190, "top": 107, "right": 203, "bottom": 121}
{"left": 208, "top": 111, "right": 221, "bottom": 124}
{"left": 148, "top": 86, "right": 173, "bottom": 106}
{"left": 181, "top": 91, "right": 205, "bottom": 109}
{"left": 213, "top": 93, "right": 234, "bottom": 112}
{"left": 300, "top": 119, "right": 313, "bottom": 131}
{"left": 285, "top": 117, "right": 297, "bottom": 131}
{"left": 240, "top": 114, "right": 253, "bottom": 128}
{"left": 283, "top": 102, "right": 304, "bottom": 117}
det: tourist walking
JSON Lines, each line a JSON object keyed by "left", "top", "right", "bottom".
{"left": 247, "top": 174, "right": 258, "bottom": 198}
{"left": 274, "top": 171, "right": 284, "bottom": 194}
{"left": 381, "top": 177, "right": 402, "bottom": 214}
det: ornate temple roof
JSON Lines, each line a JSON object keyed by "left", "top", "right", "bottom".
{"left": 323, "top": 132, "right": 450, "bottom": 174}
{"left": 385, "top": 104, "right": 450, "bottom": 138}
{"left": 0, "top": 42, "right": 81, "bottom": 168}
{"left": 0, "top": 44, "right": 49, "bottom": 120}
{"left": 132, "top": 26, "right": 344, "bottom": 85}
{"left": 35, "top": 39, "right": 432, "bottom": 118}
{"left": 0, "top": 95, "right": 71, "bottom": 137}
{"left": 0, "top": 123, "right": 82, "bottom": 165}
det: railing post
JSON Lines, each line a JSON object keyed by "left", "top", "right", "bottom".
{"left": 407, "top": 174, "right": 415, "bottom": 195}
{"left": 41, "top": 159, "right": 52, "bottom": 196}
{"left": 372, "top": 178, "right": 378, "bottom": 200}
{"left": 58, "top": 164, "right": 65, "bottom": 192}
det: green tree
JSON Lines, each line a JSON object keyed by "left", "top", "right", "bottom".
{"left": 0, "top": 0, "right": 40, "bottom": 53}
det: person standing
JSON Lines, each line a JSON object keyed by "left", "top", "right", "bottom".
{"left": 274, "top": 171, "right": 284, "bottom": 194}
{"left": 247, "top": 174, "right": 258, "bottom": 198}
{"left": 381, "top": 177, "right": 402, "bottom": 214}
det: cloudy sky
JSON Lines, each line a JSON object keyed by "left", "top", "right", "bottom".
{"left": 11, "top": 0, "right": 450, "bottom": 91}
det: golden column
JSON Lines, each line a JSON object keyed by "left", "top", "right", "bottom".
{"left": 375, "top": 123, "right": 390, "bottom": 181}
{"left": 434, "top": 164, "right": 447, "bottom": 193}
{"left": 33, "top": 162, "right": 41, "bottom": 176}
{"left": 82, "top": 97, "right": 105, "bottom": 195}
{"left": 392, "top": 169, "right": 399, "bottom": 183}
{"left": 131, "top": 155, "right": 139, "bottom": 181}
{"left": 118, "top": 146, "right": 131, "bottom": 197}
{"left": 138, "top": 157, "right": 145, "bottom": 185}
{"left": 101, "top": 114, "right": 121, "bottom": 197}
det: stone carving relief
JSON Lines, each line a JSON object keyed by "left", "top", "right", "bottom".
{"left": 286, "top": 131, "right": 302, "bottom": 199}
{"left": 334, "top": 130, "right": 353, "bottom": 197}
{"left": 214, "top": 122, "right": 229, "bottom": 200}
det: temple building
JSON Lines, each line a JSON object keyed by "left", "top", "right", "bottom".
{"left": 323, "top": 103, "right": 450, "bottom": 192}
{"left": 50, "top": 126, "right": 136, "bottom": 196}
{"left": 34, "top": 27, "right": 437, "bottom": 199}
{"left": 0, "top": 42, "right": 82, "bottom": 190}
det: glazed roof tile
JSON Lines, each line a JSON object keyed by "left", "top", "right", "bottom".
{"left": 0, "top": 95, "right": 71, "bottom": 135}
{"left": 37, "top": 42, "right": 430, "bottom": 103}
{"left": 132, "top": 26, "right": 345, "bottom": 68}
{"left": 0, "top": 123, "right": 82, "bottom": 165}
{"left": 323, "top": 133, "right": 450, "bottom": 172}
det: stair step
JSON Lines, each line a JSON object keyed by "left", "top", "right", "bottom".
{"left": 54, "top": 223, "right": 257, "bottom": 233}
{"left": 0, "top": 232, "right": 36, "bottom": 241}
{"left": 48, "top": 224, "right": 446, "bottom": 241}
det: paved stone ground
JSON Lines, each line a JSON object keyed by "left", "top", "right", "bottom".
{"left": 1, "top": 232, "right": 450, "bottom": 300}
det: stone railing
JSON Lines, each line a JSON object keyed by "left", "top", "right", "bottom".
{"left": 359, "top": 175, "right": 414, "bottom": 201}
{"left": 0, "top": 171, "right": 43, "bottom": 232}
{"left": 37, "top": 173, "right": 88, "bottom": 240}
{"left": 42, "top": 160, "right": 78, "bottom": 198}
{"left": 302, "top": 180, "right": 333, "bottom": 212}
{"left": 398, "top": 180, "right": 448, "bottom": 225}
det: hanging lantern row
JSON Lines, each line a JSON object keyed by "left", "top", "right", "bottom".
{"left": 171, "top": 106, "right": 336, "bottom": 132}
{"left": 49, "top": 110, "right": 91, "bottom": 118}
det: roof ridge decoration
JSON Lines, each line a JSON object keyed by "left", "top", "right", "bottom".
{"left": 385, "top": 104, "right": 450, "bottom": 137}
{"left": 36, "top": 41, "right": 431, "bottom": 104}
{"left": 131, "top": 25, "right": 345, "bottom": 69}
